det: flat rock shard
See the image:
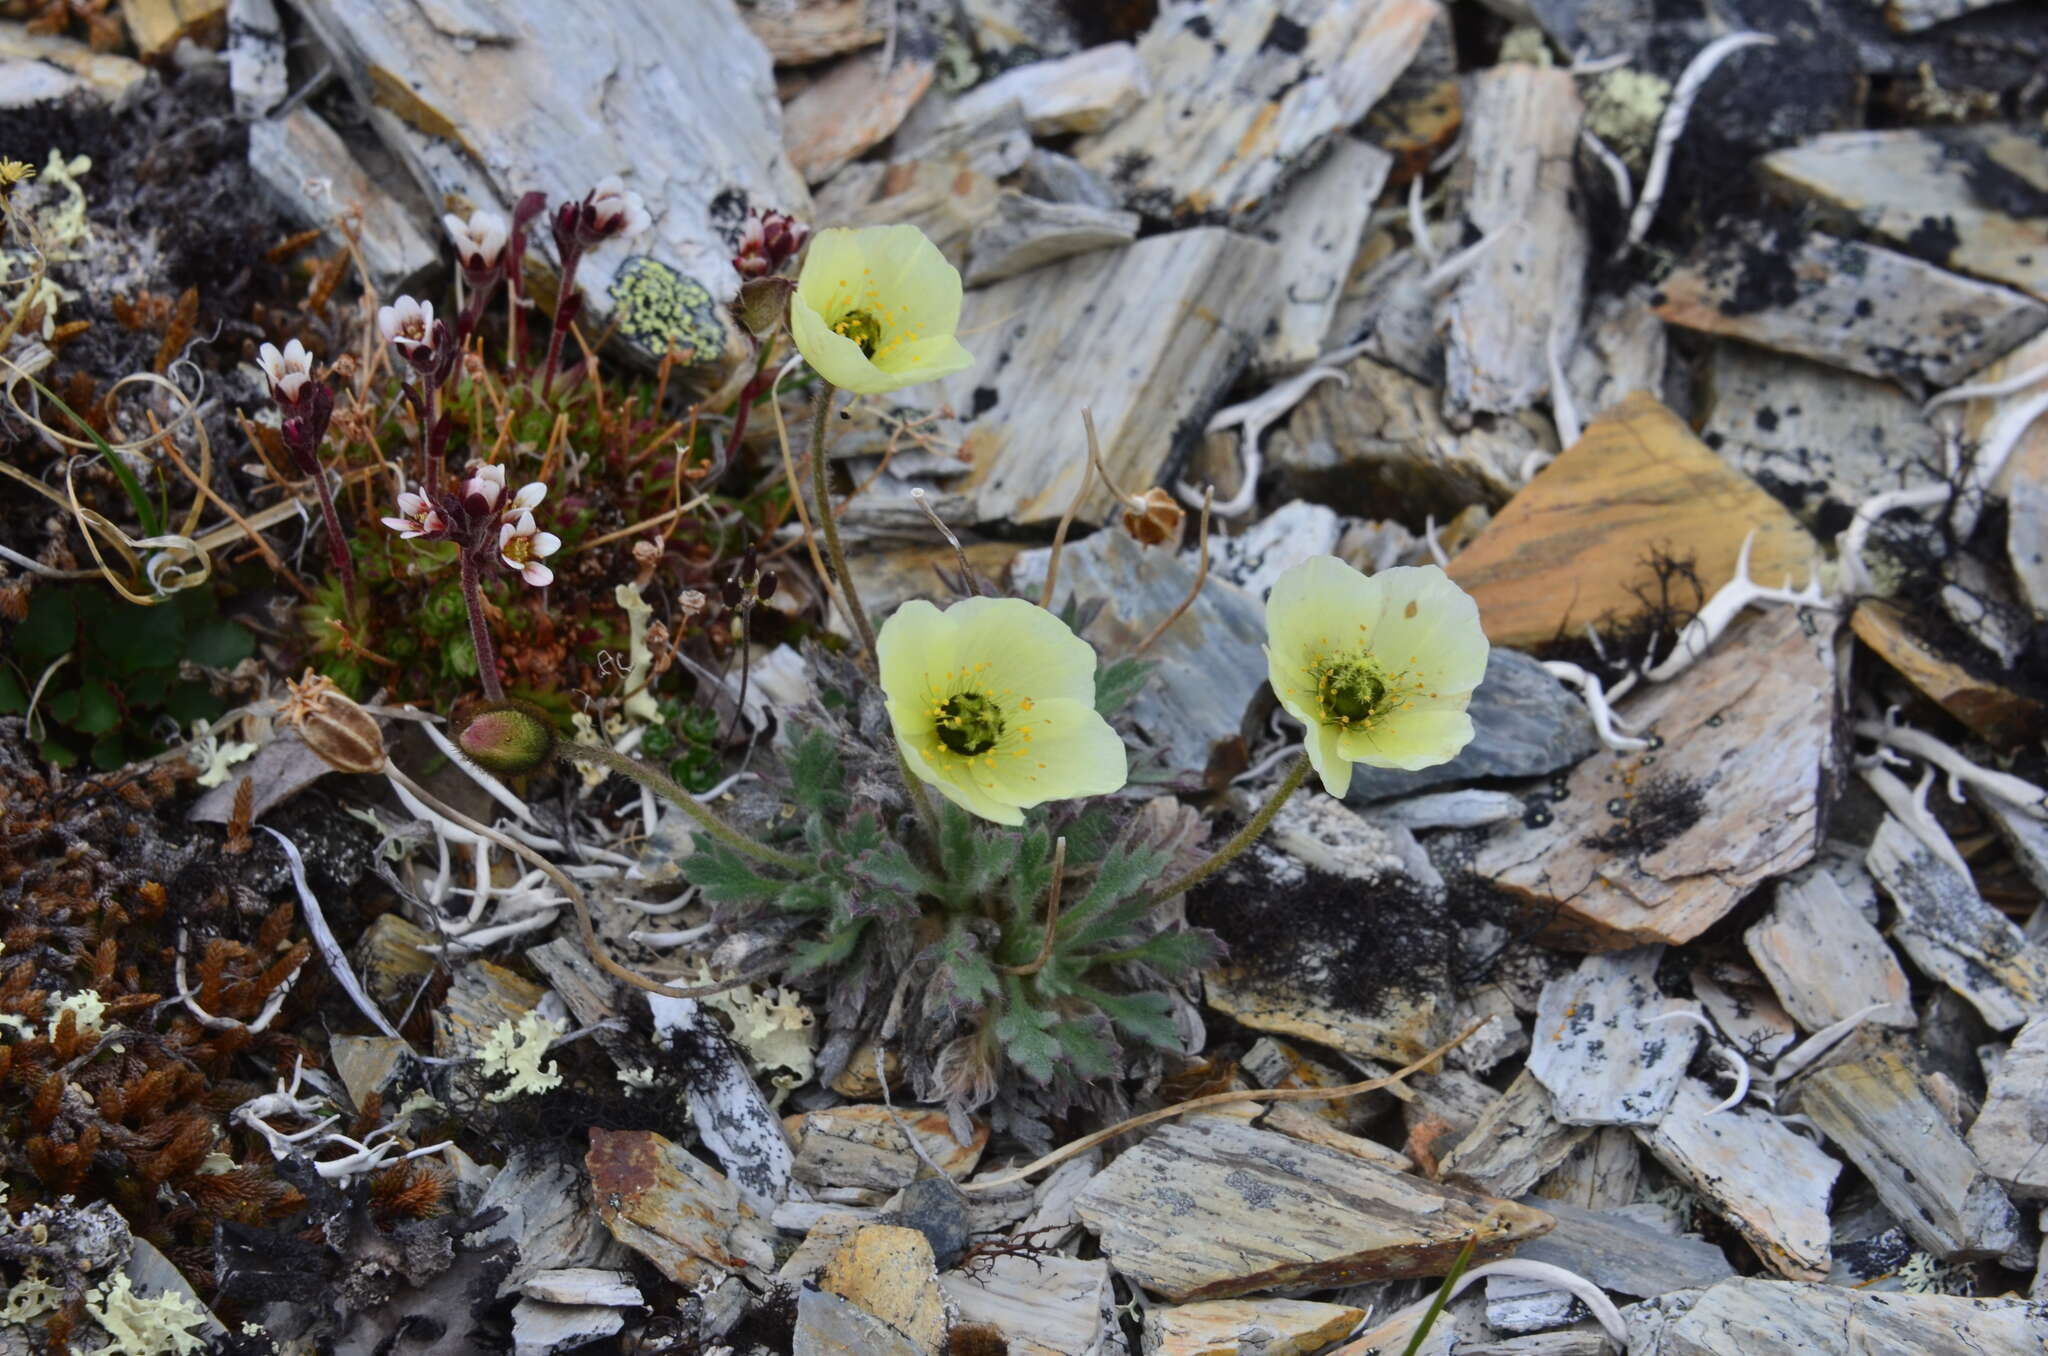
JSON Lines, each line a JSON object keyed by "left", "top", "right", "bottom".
{"left": 1075, "top": 0, "right": 1436, "bottom": 222}
{"left": 1760, "top": 124, "right": 2048, "bottom": 301}
{"left": 1472, "top": 606, "right": 1835, "bottom": 950}
{"left": 1651, "top": 225, "right": 2048, "bottom": 387}
{"left": 1446, "top": 392, "right": 1817, "bottom": 651}
{"left": 1637, "top": 1082, "right": 1840, "bottom": 1282}
{"left": 1526, "top": 948, "right": 1699, "bottom": 1127}
{"left": 948, "top": 228, "right": 1283, "bottom": 525}
{"left": 1794, "top": 1053, "right": 2022, "bottom": 1261}
{"left": 1441, "top": 65, "right": 1588, "bottom": 421}
{"left": 1626, "top": 1277, "right": 2047, "bottom": 1355}
{"left": 1071, "top": 1115, "right": 1551, "bottom": 1302}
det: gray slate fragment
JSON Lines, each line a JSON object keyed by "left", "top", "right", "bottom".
{"left": 1623, "top": 1278, "right": 2047, "bottom": 1356}
{"left": 794, "top": 1284, "right": 923, "bottom": 1356}
{"left": 1798, "top": 1053, "right": 2022, "bottom": 1261}
{"left": 1868, "top": 814, "right": 2048, "bottom": 1031}
{"left": 1527, "top": 948, "right": 1698, "bottom": 1127}
{"left": 510, "top": 1300, "right": 625, "bottom": 1356}
{"left": 1653, "top": 225, "right": 2048, "bottom": 388}
{"left": 1344, "top": 648, "right": 1598, "bottom": 803}
{"left": 1746, "top": 867, "right": 1914, "bottom": 1033}
{"left": 1018, "top": 148, "right": 1122, "bottom": 209}
{"left": 1968, "top": 1016, "right": 2048, "bottom": 1200}
{"left": 1512, "top": 1200, "right": 1733, "bottom": 1299}
{"left": 965, "top": 193, "right": 1140, "bottom": 286}
{"left": 1014, "top": 528, "right": 1267, "bottom": 779}
{"left": 1697, "top": 342, "right": 1934, "bottom": 531}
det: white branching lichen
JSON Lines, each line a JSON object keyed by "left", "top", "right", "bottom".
{"left": 476, "top": 1010, "right": 567, "bottom": 1102}
{"left": 80, "top": 1273, "right": 212, "bottom": 1356}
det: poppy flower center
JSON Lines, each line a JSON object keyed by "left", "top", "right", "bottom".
{"left": 832, "top": 308, "right": 883, "bottom": 358}
{"left": 935, "top": 690, "right": 1004, "bottom": 756}
{"left": 1315, "top": 655, "right": 1392, "bottom": 727}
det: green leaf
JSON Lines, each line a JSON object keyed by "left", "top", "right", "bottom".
{"left": 1057, "top": 844, "right": 1170, "bottom": 952}
{"left": 89, "top": 732, "right": 131, "bottom": 770}
{"left": 679, "top": 840, "right": 789, "bottom": 905}
{"left": 1059, "top": 806, "right": 1115, "bottom": 867}
{"left": 1005, "top": 825, "right": 1053, "bottom": 919}
{"left": 995, "top": 976, "right": 1061, "bottom": 1084}
{"left": 1088, "top": 989, "right": 1182, "bottom": 1051}
{"left": 162, "top": 682, "right": 222, "bottom": 725}
{"left": 13, "top": 587, "right": 76, "bottom": 666}
{"left": 1052, "top": 1014, "right": 1118, "bottom": 1077}
{"left": 778, "top": 879, "right": 840, "bottom": 914}
{"left": 1118, "top": 928, "right": 1220, "bottom": 978}
{"left": 786, "top": 726, "right": 846, "bottom": 816}
{"left": 39, "top": 737, "right": 79, "bottom": 768}
{"left": 45, "top": 689, "right": 79, "bottom": 726}
{"left": 1094, "top": 656, "right": 1153, "bottom": 717}
{"left": 789, "top": 924, "right": 865, "bottom": 976}
{"left": 848, "top": 840, "right": 940, "bottom": 902}
{"left": 929, "top": 921, "right": 999, "bottom": 1017}
{"left": 88, "top": 596, "right": 183, "bottom": 674}
{"left": 181, "top": 616, "right": 255, "bottom": 669}
{"left": 935, "top": 800, "right": 977, "bottom": 884}
{"left": 72, "top": 684, "right": 119, "bottom": 735}
{"left": 0, "top": 666, "right": 24, "bottom": 715}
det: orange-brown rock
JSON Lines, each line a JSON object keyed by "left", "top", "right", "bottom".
{"left": 1447, "top": 392, "right": 1817, "bottom": 650}
{"left": 1851, "top": 600, "right": 2045, "bottom": 748}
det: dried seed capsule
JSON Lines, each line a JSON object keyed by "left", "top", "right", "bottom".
{"left": 281, "top": 673, "right": 387, "bottom": 774}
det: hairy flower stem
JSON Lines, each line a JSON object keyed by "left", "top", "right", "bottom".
{"left": 562, "top": 740, "right": 808, "bottom": 872}
{"left": 309, "top": 470, "right": 358, "bottom": 618}
{"left": 806, "top": 382, "right": 878, "bottom": 660}
{"left": 803, "top": 382, "right": 944, "bottom": 840}
{"left": 459, "top": 550, "right": 505, "bottom": 702}
{"left": 539, "top": 246, "right": 583, "bottom": 397}
{"left": 1149, "top": 753, "right": 1311, "bottom": 902}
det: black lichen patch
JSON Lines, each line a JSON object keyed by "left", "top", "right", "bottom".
{"left": 726, "top": 1282, "right": 800, "bottom": 1352}
{"left": 1260, "top": 15, "right": 1309, "bottom": 54}
{"left": 1903, "top": 214, "right": 1962, "bottom": 264}
{"left": 1583, "top": 772, "right": 1707, "bottom": 857}
{"left": 1187, "top": 847, "right": 1456, "bottom": 1019}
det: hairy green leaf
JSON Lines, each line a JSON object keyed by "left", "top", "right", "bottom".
{"left": 789, "top": 923, "right": 866, "bottom": 976}
{"left": 1057, "top": 843, "right": 1170, "bottom": 952}
{"left": 849, "top": 840, "right": 941, "bottom": 902}
{"left": 929, "top": 921, "right": 999, "bottom": 1017}
{"left": 787, "top": 727, "right": 846, "bottom": 816}
{"left": 1087, "top": 989, "right": 1182, "bottom": 1051}
{"left": 1119, "top": 928, "right": 1220, "bottom": 978}
{"left": 1052, "top": 1014, "right": 1118, "bottom": 1077}
{"left": 996, "top": 976, "right": 1061, "bottom": 1084}
{"left": 1093, "top": 656, "right": 1153, "bottom": 717}
{"left": 679, "top": 840, "right": 788, "bottom": 905}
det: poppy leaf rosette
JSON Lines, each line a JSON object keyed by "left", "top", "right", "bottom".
{"left": 790, "top": 225, "right": 974, "bottom": 394}
{"left": 1265, "top": 556, "right": 1489, "bottom": 798}
{"left": 878, "top": 597, "right": 1126, "bottom": 825}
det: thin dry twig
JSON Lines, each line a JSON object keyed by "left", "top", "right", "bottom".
{"left": 965, "top": 1021, "right": 1482, "bottom": 1191}
{"left": 997, "top": 837, "right": 1066, "bottom": 977}
{"left": 1135, "top": 486, "right": 1212, "bottom": 655}
{"left": 1040, "top": 408, "right": 1104, "bottom": 609}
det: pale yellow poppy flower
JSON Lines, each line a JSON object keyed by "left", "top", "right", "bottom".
{"left": 878, "top": 596, "right": 1126, "bottom": 825}
{"left": 790, "top": 225, "right": 974, "bottom": 394}
{"left": 1265, "top": 556, "right": 1489, "bottom": 798}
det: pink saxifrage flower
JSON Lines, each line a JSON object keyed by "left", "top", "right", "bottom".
{"left": 498, "top": 511, "right": 561, "bottom": 587}
{"left": 377, "top": 295, "right": 436, "bottom": 359}
{"left": 257, "top": 338, "right": 314, "bottom": 404}
{"left": 381, "top": 491, "right": 445, "bottom": 540}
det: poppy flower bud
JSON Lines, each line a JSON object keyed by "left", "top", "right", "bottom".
{"left": 455, "top": 700, "right": 557, "bottom": 777}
